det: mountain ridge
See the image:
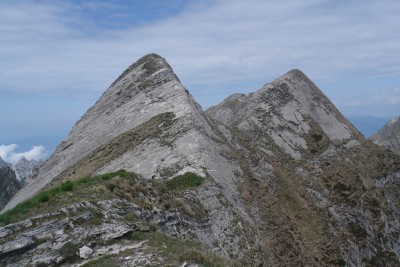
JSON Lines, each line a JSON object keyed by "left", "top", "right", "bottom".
{"left": 2, "top": 54, "right": 400, "bottom": 266}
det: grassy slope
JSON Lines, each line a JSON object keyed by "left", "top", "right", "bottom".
{"left": 0, "top": 170, "right": 234, "bottom": 266}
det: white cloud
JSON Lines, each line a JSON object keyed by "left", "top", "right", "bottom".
{"left": 0, "top": 0, "right": 399, "bottom": 98}
{"left": 0, "top": 144, "right": 47, "bottom": 166}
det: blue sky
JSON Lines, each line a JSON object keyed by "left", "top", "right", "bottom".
{"left": 1, "top": 0, "right": 400, "bottom": 161}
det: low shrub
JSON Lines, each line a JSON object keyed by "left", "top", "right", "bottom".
{"left": 38, "top": 194, "right": 50, "bottom": 203}
{"left": 61, "top": 181, "right": 74, "bottom": 191}
{"left": 165, "top": 172, "right": 205, "bottom": 191}
{"left": 58, "top": 241, "right": 79, "bottom": 262}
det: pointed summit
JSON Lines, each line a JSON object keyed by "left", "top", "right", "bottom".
{"left": 3, "top": 54, "right": 196, "bottom": 210}
{"left": 110, "top": 53, "right": 179, "bottom": 89}
{"left": 207, "top": 69, "right": 360, "bottom": 159}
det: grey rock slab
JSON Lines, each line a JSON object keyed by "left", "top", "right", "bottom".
{"left": 89, "top": 223, "right": 134, "bottom": 241}
{"left": 0, "top": 219, "right": 32, "bottom": 238}
{"left": 0, "top": 236, "right": 35, "bottom": 256}
{"left": 79, "top": 245, "right": 93, "bottom": 259}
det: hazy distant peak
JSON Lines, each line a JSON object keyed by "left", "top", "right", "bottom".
{"left": 371, "top": 115, "right": 400, "bottom": 155}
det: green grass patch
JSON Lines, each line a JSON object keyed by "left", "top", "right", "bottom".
{"left": 58, "top": 241, "right": 79, "bottom": 262}
{"left": 61, "top": 181, "right": 74, "bottom": 191}
{"left": 0, "top": 170, "right": 132, "bottom": 226}
{"left": 165, "top": 172, "right": 205, "bottom": 191}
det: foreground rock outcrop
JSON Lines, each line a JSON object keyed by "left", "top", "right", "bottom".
{"left": 2, "top": 54, "right": 400, "bottom": 266}
{"left": 371, "top": 116, "right": 400, "bottom": 155}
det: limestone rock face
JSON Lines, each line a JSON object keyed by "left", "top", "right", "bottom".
{"left": 0, "top": 157, "right": 21, "bottom": 210}
{"left": 207, "top": 69, "right": 360, "bottom": 160}
{"left": 2, "top": 54, "right": 400, "bottom": 266}
{"left": 371, "top": 116, "right": 400, "bottom": 155}
{"left": 79, "top": 246, "right": 93, "bottom": 259}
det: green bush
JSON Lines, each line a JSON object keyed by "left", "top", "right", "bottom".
{"left": 165, "top": 172, "right": 205, "bottom": 191}
{"left": 100, "top": 169, "right": 129, "bottom": 180}
{"left": 58, "top": 241, "right": 79, "bottom": 262}
{"left": 39, "top": 194, "right": 50, "bottom": 203}
{"left": 61, "top": 181, "right": 74, "bottom": 191}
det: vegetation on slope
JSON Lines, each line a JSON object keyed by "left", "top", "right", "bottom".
{"left": 0, "top": 170, "right": 231, "bottom": 266}
{"left": 165, "top": 172, "right": 205, "bottom": 191}
{"left": 0, "top": 170, "right": 206, "bottom": 226}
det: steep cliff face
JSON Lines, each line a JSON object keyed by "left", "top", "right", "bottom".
{"left": 371, "top": 116, "right": 400, "bottom": 155}
{"left": 0, "top": 157, "right": 20, "bottom": 211}
{"left": 2, "top": 55, "right": 400, "bottom": 266}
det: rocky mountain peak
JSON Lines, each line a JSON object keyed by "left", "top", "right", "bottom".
{"left": 283, "top": 68, "right": 308, "bottom": 79}
{"left": 15, "top": 157, "right": 40, "bottom": 183}
{"left": 2, "top": 53, "right": 211, "bottom": 211}
{"left": 110, "top": 53, "right": 179, "bottom": 89}
{"left": 208, "top": 68, "right": 359, "bottom": 159}
{"left": 2, "top": 55, "right": 400, "bottom": 266}
{"left": 16, "top": 156, "right": 28, "bottom": 165}
{"left": 371, "top": 115, "right": 400, "bottom": 155}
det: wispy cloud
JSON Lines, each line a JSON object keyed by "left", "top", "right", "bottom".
{"left": 0, "top": 144, "right": 47, "bottom": 165}
{"left": 339, "top": 88, "right": 400, "bottom": 107}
